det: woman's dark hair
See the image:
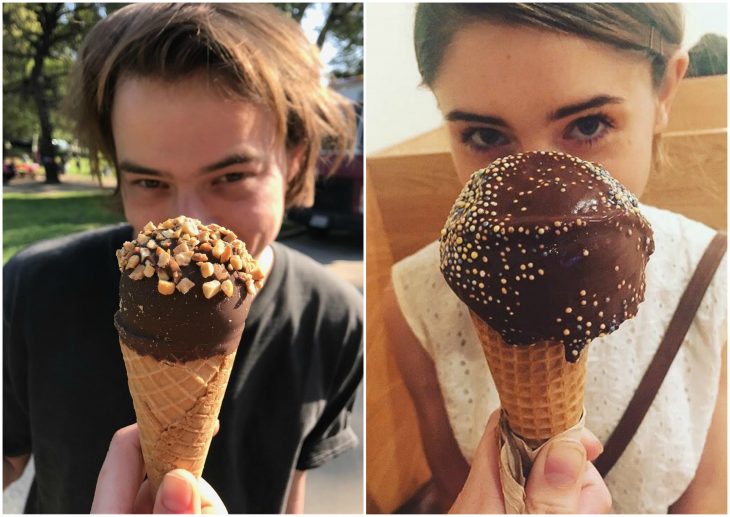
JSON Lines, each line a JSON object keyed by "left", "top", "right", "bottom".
{"left": 415, "top": 3, "right": 684, "bottom": 89}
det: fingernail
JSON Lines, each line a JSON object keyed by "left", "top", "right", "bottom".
{"left": 544, "top": 442, "right": 585, "bottom": 488}
{"left": 162, "top": 472, "right": 193, "bottom": 513}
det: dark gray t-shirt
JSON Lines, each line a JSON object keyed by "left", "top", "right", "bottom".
{"left": 4, "top": 224, "right": 362, "bottom": 513}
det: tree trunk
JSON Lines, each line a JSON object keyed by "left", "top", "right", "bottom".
{"left": 28, "top": 4, "right": 62, "bottom": 184}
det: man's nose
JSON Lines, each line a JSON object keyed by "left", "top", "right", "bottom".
{"left": 173, "top": 190, "right": 210, "bottom": 223}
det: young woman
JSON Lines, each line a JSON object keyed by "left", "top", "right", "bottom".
{"left": 387, "top": 4, "right": 726, "bottom": 513}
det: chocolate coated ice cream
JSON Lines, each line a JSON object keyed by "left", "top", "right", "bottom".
{"left": 440, "top": 151, "right": 654, "bottom": 361}
{"left": 115, "top": 216, "right": 263, "bottom": 362}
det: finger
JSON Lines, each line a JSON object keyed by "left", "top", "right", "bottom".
{"left": 91, "top": 423, "right": 146, "bottom": 514}
{"left": 133, "top": 479, "right": 154, "bottom": 514}
{"left": 198, "top": 477, "right": 228, "bottom": 514}
{"left": 525, "top": 437, "right": 586, "bottom": 513}
{"left": 578, "top": 462, "right": 612, "bottom": 513}
{"left": 449, "top": 408, "right": 504, "bottom": 513}
{"left": 153, "top": 469, "right": 202, "bottom": 514}
{"left": 213, "top": 419, "right": 220, "bottom": 437}
{"left": 579, "top": 427, "right": 604, "bottom": 462}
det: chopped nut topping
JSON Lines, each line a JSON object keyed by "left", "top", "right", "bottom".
{"left": 126, "top": 255, "right": 140, "bottom": 270}
{"left": 158, "top": 279, "right": 176, "bottom": 295}
{"left": 181, "top": 221, "right": 199, "bottom": 236}
{"left": 211, "top": 240, "right": 226, "bottom": 259}
{"left": 117, "top": 216, "right": 263, "bottom": 298}
{"left": 175, "top": 278, "right": 195, "bottom": 294}
{"left": 175, "top": 251, "right": 194, "bottom": 267}
{"left": 128, "top": 265, "right": 145, "bottom": 280}
{"left": 199, "top": 262, "right": 215, "bottom": 278}
{"left": 202, "top": 280, "right": 221, "bottom": 299}
{"left": 173, "top": 242, "right": 190, "bottom": 255}
{"left": 158, "top": 250, "right": 171, "bottom": 268}
{"left": 220, "top": 245, "right": 232, "bottom": 263}
{"left": 176, "top": 277, "right": 195, "bottom": 294}
{"left": 168, "top": 257, "right": 181, "bottom": 273}
{"left": 213, "top": 263, "right": 229, "bottom": 281}
{"left": 229, "top": 255, "right": 243, "bottom": 270}
{"left": 251, "top": 266, "right": 264, "bottom": 281}
{"left": 221, "top": 279, "right": 234, "bottom": 297}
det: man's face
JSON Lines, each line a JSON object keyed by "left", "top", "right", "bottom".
{"left": 112, "top": 75, "right": 293, "bottom": 258}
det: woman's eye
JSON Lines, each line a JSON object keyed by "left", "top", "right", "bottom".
{"left": 462, "top": 127, "right": 509, "bottom": 149}
{"left": 566, "top": 114, "right": 612, "bottom": 142}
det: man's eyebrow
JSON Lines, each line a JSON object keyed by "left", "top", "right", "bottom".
{"left": 202, "top": 153, "right": 258, "bottom": 173}
{"left": 117, "top": 153, "right": 261, "bottom": 176}
{"left": 118, "top": 161, "right": 163, "bottom": 176}
{"left": 445, "top": 110, "right": 509, "bottom": 128}
{"left": 548, "top": 95, "right": 624, "bottom": 121}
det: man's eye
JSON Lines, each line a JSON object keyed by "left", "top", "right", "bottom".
{"left": 134, "top": 179, "right": 164, "bottom": 189}
{"left": 214, "top": 173, "right": 247, "bottom": 184}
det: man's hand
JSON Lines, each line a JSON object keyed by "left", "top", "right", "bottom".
{"left": 91, "top": 423, "right": 227, "bottom": 514}
{"left": 449, "top": 409, "right": 612, "bottom": 514}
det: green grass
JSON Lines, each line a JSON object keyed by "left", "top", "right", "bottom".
{"left": 3, "top": 190, "right": 126, "bottom": 263}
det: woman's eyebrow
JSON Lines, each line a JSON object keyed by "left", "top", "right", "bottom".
{"left": 445, "top": 110, "right": 509, "bottom": 128}
{"left": 548, "top": 95, "right": 624, "bottom": 121}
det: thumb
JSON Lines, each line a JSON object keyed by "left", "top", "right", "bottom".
{"left": 525, "top": 438, "right": 586, "bottom": 514}
{"left": 153, "top": 469, "right": 202, "bottom": 514}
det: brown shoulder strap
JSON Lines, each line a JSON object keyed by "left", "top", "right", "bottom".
{"left": 595, "top": 231, "right": 727, "bottom": 477}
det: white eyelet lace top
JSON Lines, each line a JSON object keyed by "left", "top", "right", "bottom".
{"left": 391, "top": 204, "right": 726, "bottom": 513}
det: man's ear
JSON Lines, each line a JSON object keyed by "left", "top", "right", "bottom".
{"left": 654, "top": 49, "right": 689, "bottom": 134}
{"left": 286, "top": 144, "right": 307, "bottom": 182}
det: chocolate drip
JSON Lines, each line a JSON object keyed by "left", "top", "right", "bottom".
{"left": 439, "top": 151, "right": 654, "bottom": 362}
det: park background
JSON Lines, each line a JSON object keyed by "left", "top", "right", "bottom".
{"left": 3, "top": 3, "right": 363, "bottom": 514}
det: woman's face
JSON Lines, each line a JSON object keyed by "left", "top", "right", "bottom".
{"left": 112, "top": 75, "right": 298, "bottom": 259}
{"left": 432, "top": 22, "right": 669, "bottom": 197}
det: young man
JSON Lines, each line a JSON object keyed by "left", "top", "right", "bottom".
{"left": 3, "top": 4, "right": 362, "bottom": 513}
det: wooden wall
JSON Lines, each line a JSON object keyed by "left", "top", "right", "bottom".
{"left": 365, "top": 75, "right": 727, "bottom": 513}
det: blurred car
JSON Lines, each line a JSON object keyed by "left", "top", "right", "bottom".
{"left": 288, "top": 76, "right": 363, "bottom": 237}
{"left": 3, "top": 154, "right": 41, "bottom": 183}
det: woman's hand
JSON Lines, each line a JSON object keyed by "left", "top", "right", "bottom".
{"left": 91, "top": 423, "right": 227, "bottom": 514}
{"left": 449, "top": 409, "right": 611, "bottom": 514}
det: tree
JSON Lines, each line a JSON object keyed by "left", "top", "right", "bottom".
{"left": 3, "top": 3, "right": 107, "bottom": 183}
{"left": 276, "top": 3, "right": 363, "bottom": 77}
{"left": 686, "top": 33, "right": 727, "bottom": 78}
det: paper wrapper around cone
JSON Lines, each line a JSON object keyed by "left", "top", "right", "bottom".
{"left": 120, "top": 340, "right": 236, "bottom": 495}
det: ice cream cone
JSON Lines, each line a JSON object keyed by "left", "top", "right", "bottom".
{"left": 119, "top": 340, "right": 236, "bottom": 494}
{"left": 115, "top": 216, "right": 263, "bottom": 494}
{"left": 470, "top": 311, "right": 587, "bottom": 448}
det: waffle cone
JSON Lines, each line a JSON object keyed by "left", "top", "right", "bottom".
{"left": 119, "top": 340, "right": 236, "bottom": 494}
{"left": 470, "top": 312, "right": 587, "bottom": 447}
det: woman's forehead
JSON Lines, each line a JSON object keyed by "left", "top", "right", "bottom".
{"left": 432, "top": 22, "right": 653, "bottom": 115}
